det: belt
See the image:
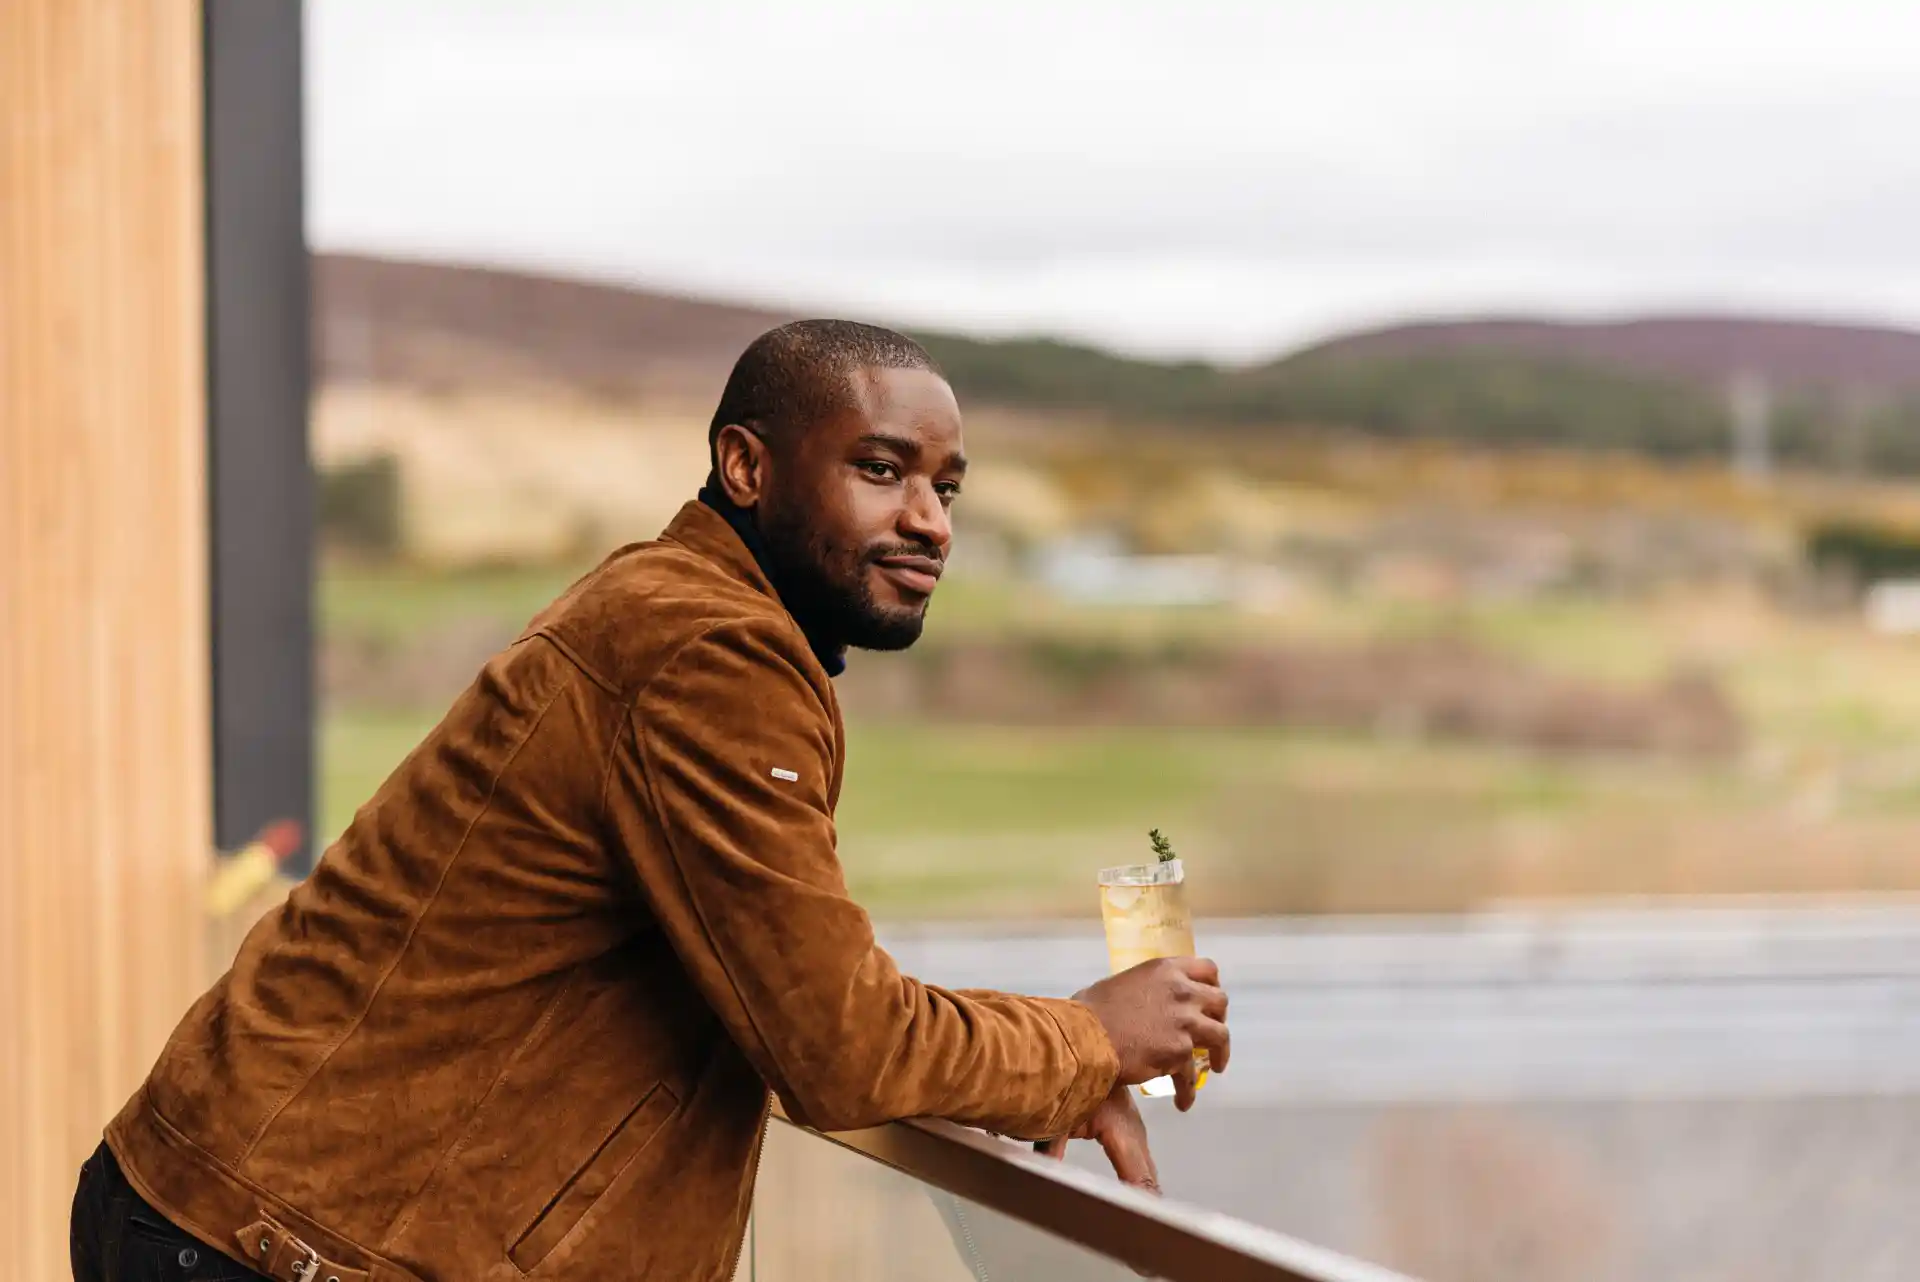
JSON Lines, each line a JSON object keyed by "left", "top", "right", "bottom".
{"left": 106, "top": 1088, "right": 418, "bottom": 1282}
{"left": 235, "top": 1213, "right": 371, "bottom": 1282}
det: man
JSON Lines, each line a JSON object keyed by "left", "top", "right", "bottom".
{"left": 72, "top": 321, "right": 1230, "bottom": 1282}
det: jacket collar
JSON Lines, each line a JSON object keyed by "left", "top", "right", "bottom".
{"left": 661, "top": 488, "right": 848, "bottom": 678}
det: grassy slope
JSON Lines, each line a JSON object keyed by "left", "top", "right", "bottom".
{"left": 318, "top": 561, "right": 1920, "bottom": 918}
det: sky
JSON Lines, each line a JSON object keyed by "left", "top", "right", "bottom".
{"left": 309, "top": 0, "right": 1920, "bottom": 362}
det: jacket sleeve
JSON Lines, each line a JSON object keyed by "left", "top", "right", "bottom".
{"left": 609, "top": 617, "right": 1117, "bottom": 1138}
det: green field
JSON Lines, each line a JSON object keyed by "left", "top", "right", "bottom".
{"left": 321, "top": 702, "right": 1920, "bottom": 920}
{"left": 320, "top": 559, "right": 593, "bottom": 644}
{"left": 318, "top": 558, "right": 1920, "bottom": 918}
{"left": 321, "top": 707, "right": 1270, "bottom": 914}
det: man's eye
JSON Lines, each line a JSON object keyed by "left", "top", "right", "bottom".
{"left": 935, "top": 481, "right": 963, "bottom": 503}
{"left": 856, "top": 460, "right": 899, "bottom": 481}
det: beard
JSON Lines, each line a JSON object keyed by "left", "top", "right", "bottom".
{"left": 758, "top": 502, "right": 930, "bottom": 652}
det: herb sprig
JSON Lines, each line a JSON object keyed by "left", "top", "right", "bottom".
{"left": 1149, "top": 828, "right": 1177, "bottom": 863}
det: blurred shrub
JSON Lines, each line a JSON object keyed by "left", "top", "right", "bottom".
{"left": 833, "top": 636, "right": 1742, "bottom": 757}
{"left": 1017, "top": 636, "right": 1206, "bottom": 690}
{"left": 914, "top": 329, "right": 1920, "bottom": 475}
{"left": 1235, "top": 351, "right": 1731, "bottom": 458}
{"left": 1807, "top": 519, "right": 1920, "bottom": 587}
{"left": 319, "top": 453, "right": 402, "bottom": 556}
{"left": 913, "top": 333, "right": 1224, "bottom": 419}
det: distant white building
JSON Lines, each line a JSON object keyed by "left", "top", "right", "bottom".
{"left": 1865, "top": 579, "right": 1920, "bottom": 635}
{"left": 1031, "top": 531, "right": 1231, "bottom": 607}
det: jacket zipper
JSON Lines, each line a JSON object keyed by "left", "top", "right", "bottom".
{"left": 724, "top": 1094, "right": 773, "bottom": 1281}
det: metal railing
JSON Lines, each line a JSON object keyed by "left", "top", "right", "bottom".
{"left": 766, "top": 1104, "right": 1414, "bottom": 1282}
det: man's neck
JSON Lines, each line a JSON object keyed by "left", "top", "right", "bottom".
{"left": 696, "top": 479, "right": 847, "bottom": 678}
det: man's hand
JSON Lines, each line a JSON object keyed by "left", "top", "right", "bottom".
{"left": 1073, "top": 957, "right": 1229, "bottom": 1113}
{"left": 1036, "top": 1080, "right": 1160, "bottom": 1192}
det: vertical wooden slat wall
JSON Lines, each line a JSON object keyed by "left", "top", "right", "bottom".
{"left": 0, "top": 2, "right": 211, "bottom": 1277}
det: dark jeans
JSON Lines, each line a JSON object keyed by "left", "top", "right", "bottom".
{"left": 70, "top": 1141, "right": 267, "bottom": 1282}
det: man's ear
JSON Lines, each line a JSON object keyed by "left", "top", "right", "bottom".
{"left": 713, "top": 423, "right": 770, "bottom": 508}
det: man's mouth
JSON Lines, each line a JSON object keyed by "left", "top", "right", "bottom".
{"left": 873, "top": 554, "right": 943, "bottom": 596}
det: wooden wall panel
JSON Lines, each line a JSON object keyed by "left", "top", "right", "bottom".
{"left": 0, "top": 2, "right": 210, "bottom": 1277}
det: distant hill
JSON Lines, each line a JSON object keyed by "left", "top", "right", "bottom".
{"left": 316, "top": 253, "right": 795, "bottom": 399}
{"left": 315, "top": 252, "right": 1920, "bottom": 473}
{"left": 1289, "top": 316, "right": 1920, "bottom": 393}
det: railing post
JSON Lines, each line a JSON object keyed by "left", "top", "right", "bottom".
{"left": 204, "top": 0, "right": 315, "bottom": 876}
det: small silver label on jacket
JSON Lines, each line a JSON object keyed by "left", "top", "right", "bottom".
{"left": 770, "top": 767, "right": 800, "bottom": 782}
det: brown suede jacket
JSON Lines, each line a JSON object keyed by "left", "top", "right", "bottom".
{"left": 107, "top": 501, "right": 1118, "bottom": 1282}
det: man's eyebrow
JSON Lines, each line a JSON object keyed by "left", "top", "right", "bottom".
{"left": 857, "top": 433, "right": 968, "bottom": 474}
{"left": 857, "top": 432, "right": 919, "bottom": 456}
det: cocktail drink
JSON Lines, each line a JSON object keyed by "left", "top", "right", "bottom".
{"left": 1098, "top": 857, "right": 1209, "bottom": 1098}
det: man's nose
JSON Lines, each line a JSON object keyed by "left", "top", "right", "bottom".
{"left": 898, "top": 480, "right": 952, "bottom": 552}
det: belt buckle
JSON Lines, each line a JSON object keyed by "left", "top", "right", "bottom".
{"left": 287, "top": 1238, "right": 321, "bottom": 1281}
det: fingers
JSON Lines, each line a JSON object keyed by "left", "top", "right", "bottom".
{"left": 1172, "top": 956, "right": 1220, "bottom": 986}
{"left": 1085, "top": 957, "right": 1232, "bottom": 1094}
{"left": 1172, "top": 958, "right": 1228, "bottom": 1029}
{"left": 1171, "top": 1056, "right": 1199, "bottom": 1112}
{"left": 1191, "top": 1016, "right": 1231, "bottom": 1075}
{"left": 1093, "top": 1092, "right": 1160, "bottom": 1193}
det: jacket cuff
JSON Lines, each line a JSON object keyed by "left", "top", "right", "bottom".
{"left": 1035, "top": 997, "right": 1120, "bottom": 1137}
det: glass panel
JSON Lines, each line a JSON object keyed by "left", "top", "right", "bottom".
{"left": 746, "top": 1122, "right": 1145, "bottom": 1282}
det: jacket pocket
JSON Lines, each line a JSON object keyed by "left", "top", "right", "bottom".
{"left": 509, "top": 1080, "right": 679, "bottom": 1273}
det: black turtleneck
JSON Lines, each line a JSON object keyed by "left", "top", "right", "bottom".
{"left": 697, "top": 480, "right": 847, "bottom": 678}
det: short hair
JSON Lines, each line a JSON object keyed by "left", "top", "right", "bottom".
{"left": 708, "top": 320, "right": 942, "bottom": 470}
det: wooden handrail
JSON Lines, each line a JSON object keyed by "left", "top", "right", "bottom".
{"left": 769, "top": 1103, "right": 1414, "bottom": 1282}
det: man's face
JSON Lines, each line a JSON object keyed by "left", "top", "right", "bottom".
{"left": 756, "top": 366, "right": 966, "bottom": 651}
